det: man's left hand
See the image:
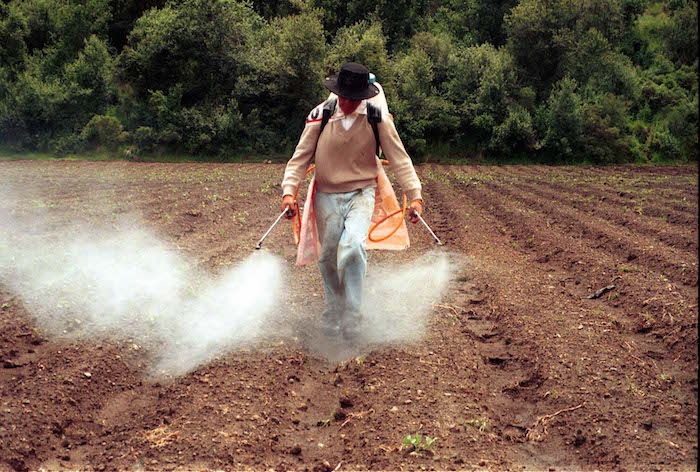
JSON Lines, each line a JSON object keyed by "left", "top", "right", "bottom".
{"left": 408, "top": 199, "right": 423, "bottom": 224}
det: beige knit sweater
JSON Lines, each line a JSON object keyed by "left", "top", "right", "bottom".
{"left": 281, "top": 102, "right": 422, "bottom": 202}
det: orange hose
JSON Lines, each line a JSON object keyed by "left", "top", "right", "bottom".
{"left": 368, "top": 193, "right": 407, "bottom": 242}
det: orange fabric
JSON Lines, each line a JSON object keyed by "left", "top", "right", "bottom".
{"left": 296, "top": 160, "right": 410, "bottom": 266}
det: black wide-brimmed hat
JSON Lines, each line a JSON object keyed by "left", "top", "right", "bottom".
{"left": 323, "top": 62, "right": 379, "bottom": 100}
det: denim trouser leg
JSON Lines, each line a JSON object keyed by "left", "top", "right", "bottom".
{"left": 315, "top": 186, "right": 375, "bottom": 318}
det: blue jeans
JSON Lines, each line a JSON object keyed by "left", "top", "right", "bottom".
{"left": 315, "top": 186, "right": 376, "bottom": 321}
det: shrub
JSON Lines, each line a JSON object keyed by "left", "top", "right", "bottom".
{"left": 80, "top": 115, "right": 123, "bottom": 149}
{"left": 490, "top": 105, "right": 536, "bottom": 154}
{"left": 646, "top": 123, "right": 682, "bottom": 161}
{"left": 391, "top": 48, "right": 456, "bottom": 156}
{"left": 134, "top": 126, "right": 156, "bottom": 153}
{"left": 541, "top": 76, "right": 584, "bottom": 160}
{"left": 53, "top": 133, "right": 84, "bottom": 155}
{"left": 444, "top": 44, "right": 519, "bottom": 144}
{"left": 581, "top": 97, "right": 637, "bottom": 164}
{"left": 325, "top": 20, "right": 392, "bottom": 83}
{"left": 665, "top": 0, "right": 698, "bottom": 65}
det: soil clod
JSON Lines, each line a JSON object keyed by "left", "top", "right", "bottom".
{"left": 339, "top": 396, "right": 354, "bottom": 408}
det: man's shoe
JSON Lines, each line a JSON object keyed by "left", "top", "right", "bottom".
{"left": 341, "top": 311, "right": 363, "bottom": 341}
{"left": 321, "top": 308, "right": 341, "bottom": 337}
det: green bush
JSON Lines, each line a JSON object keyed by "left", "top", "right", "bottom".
{"left": 563, "top": 28, "right": 640, "bottom": 98}
{"left": 389, "top": 46, "right": 458, "bottom": 157}
{"left": 80, "top": 115, "right": 123, "bottom": 149}
{"left": 582, "top": 93, "right": 639, "bottom": 164}
{"left": 430, "top": 0, "right": 518, "bottom": 46}
{"left": 409, "top": 31, "right": 453, "bottom": 85}
{"left": 444, "top": 44, "right": 519, "bottom": 146}
{"left": 490, "top": 105, "right": 536, "bottom": 154}
{"left": 541, "top": 76, "right": 584, "bottom": 160}
{"left": 666, "top": 0, "right": 698, "bottom": 65}
{"left": 325, "top": 20, "right": 392, "bottom": 83}
{"left": 646, "top": 123, "right": 682, "bottom": 162}
{"left": 313, "top": 0, "right": 430, "bottom": 51}
{"left": 53, "top": 133, "right": 84, "bottom": 155}
{"left": 134, "top": 126, "right": 156, "bottom": 153}
{"left": 0, "top": 2, "right": 29, "bottom": 77}
{"left": 269, "top": 10, "right": 327, "bottom": 138}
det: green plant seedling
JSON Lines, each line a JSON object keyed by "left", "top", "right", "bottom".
{"left": 402, "top": 434, "right": 436, "bottom": 453}
{"left": 317, "top": 410, "right": 334, "bottom": 427}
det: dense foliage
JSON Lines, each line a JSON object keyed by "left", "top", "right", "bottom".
{"left": 0, "top": 0, "right": 697, "bottom": 163}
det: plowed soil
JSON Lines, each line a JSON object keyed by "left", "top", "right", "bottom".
{"left": 1, "top": 161, "right": 697, "bottom": 471}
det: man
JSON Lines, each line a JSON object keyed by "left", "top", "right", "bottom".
{"left": 281, "top": 62, "right": 423, "bottom": 340}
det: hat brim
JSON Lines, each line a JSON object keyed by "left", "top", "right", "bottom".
{"left": 323, "top": 75, "right": 380, "bottom": 100}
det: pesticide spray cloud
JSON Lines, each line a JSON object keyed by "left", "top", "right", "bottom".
{"left": 0, "top": 185, "right": 284, "bottom": 376}
{"left": 362, "top": 250, "right": 453, "bottom": 344}
{"left": 1, "top": 181, "right": 456, "bottom": 372}
{"left": 298, "top": 250, "right": 456, "bottom": 362}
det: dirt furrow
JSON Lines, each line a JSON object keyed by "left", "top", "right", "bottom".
{"left": 511, "top": 165, "right": 699, "bottom": 195}
{"left": 496, "top": 166, "right": 699, "bottom": 224}
{"left": 506, "top": 166, "right": 699, "bottom": 218}
{"left": 484, "top": 168, "right": 698, "bottom": 255}
{"left": 422, "top": 168, "right": 698, "bottom": 470}
{"left": 463, "top": 170, "right": 698, "bottom": 289}
{"left": 437, "top": 168, "right": 697, "bottom": 349}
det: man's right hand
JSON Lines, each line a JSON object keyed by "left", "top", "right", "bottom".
{"left": 282, "top": 195, "right": 297, "bottom": 219}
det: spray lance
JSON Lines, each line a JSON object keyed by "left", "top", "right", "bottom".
{"left": 255, "top": 205, "right": 295, "bottom": 250}
{"left": 411, "top": 209, "right": 443, "bottom": 246}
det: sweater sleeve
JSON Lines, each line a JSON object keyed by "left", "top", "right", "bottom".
{"left": 281, "top": 118, "right": 322, "bottom": 197}
{"left": 378, "top": 118, "right": 423, "bottom": 202}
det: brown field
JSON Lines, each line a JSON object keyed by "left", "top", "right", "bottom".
{"left": 0, "top": 161, "right": 697, "bottom": 471}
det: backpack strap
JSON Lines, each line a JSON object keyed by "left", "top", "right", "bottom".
{"left": 366, "top": 102, "right": 382, "bottom": 157}
{"left": 320, "top": 98, "right": 337, "bottom": 134}
{"left": 308, "top": 98, "right": 337, "bottom": 165}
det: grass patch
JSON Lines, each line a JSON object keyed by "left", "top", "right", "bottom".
{"left": 0, "top": 145, "right": 291, "bottom": 163}
{"left": 0, "top": 146, "right": 114, "bottom": 161}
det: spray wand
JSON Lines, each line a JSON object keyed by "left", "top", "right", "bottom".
{"left": 410, "top": 209, "right": 443, "bottom": 246}
{"left": 255, "top": 205, "right": 293, "bottom": 250}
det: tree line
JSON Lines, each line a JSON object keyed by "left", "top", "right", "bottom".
{"left": 0, "top": 0, "right": 697, "bottom": 163}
